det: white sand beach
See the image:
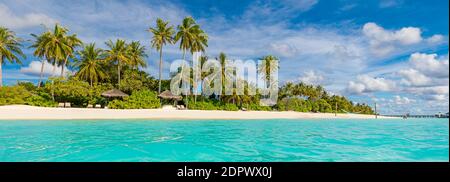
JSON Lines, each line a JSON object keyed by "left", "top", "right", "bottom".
{"left": 0, "top": 105, "right": 396, "bottom": 120}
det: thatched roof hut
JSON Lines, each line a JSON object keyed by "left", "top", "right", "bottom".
{"left": 158, "top": 90, "right": 182, "bottom": 101}
{"left": 101, "top": 89, "right": 129, "bottom": 98}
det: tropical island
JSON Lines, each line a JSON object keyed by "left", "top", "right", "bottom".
{"left": 0, "top": 17, "right": 380, "bottom": 120}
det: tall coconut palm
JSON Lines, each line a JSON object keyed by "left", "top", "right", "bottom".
{"left": 217, "top": 52, "right": 234, "bottom": 102}
{"left": 190, "top": 27, "right": 208, "bottom": 54}
{"left": 0, "top": 27, "right": 25, "bottom": 87}
{"left": 104, "top": 39, "right": 130, "bottom": 88}
{"left": 175, "top": 17, "right": 197, "bottom": 60}
{"left": 60, "top": 34, "right": 82, "bottom": 77}
{"left": 75, "top": 43, "right": 106, "bottom": 86}
{"left": 189, "top": 20, "right": 208, "bottom": 103}
{"left": 127, "top": 41, "right": 148, "bottom": 69}
{"left": 258, "top": 55, "right": 279, "bottom": 87}
{"left": 199, "top": 55, "right": 209, "bottom": 100}
{"left": 30, "top": 31, "right": 50, "bottom": 88}
{"left": 148, "top": 18, "right": 174, "bottom": 94}
{"left": 30, "top": 24, "right": 71, "bottom": 87}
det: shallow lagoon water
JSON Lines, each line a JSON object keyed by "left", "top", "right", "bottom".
{"left": 0, "top": 118, "right": 448, "bottom": 162}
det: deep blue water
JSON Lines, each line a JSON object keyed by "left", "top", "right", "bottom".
{"left": 0, "top": 118, "right": 448, "bottom": 162}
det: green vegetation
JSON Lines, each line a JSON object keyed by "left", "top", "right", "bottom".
{"left": 187, "top": 100, "right": 239, "bottom": 111}
{"left": 0, "top": 18, "right": 374, "bottom": 115}
{"left": 108, "top": 90, "right": 160, "bottom": 109}
{"left": 277, "top": 82, "right": 374, "bottom": 114}
{"left": 0, "top": 27, "right": 25, "bottom": 87}
{"left": 0, "top": 85, "right": 32, "bottom": 105}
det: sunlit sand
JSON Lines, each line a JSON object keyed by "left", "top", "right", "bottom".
{"left": 0, "top": 105, "right": 395, "bottom": 120}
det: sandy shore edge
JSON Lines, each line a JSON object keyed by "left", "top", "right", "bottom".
{"left": 0, "top": 105, "right": 397, "bottom": 120}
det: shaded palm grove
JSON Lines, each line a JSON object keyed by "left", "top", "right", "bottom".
{"left": 0, "top": 17, "right": 374, "bottom": 114}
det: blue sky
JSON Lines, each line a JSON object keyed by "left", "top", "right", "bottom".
{"left": 0, "top": 0, "right": 448, "bottom": 114}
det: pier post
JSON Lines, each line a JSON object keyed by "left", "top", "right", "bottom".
{"left": 335, "top": 102, "right": 337, "bottom": 117}
{"left": 375, "top": 102, "right": 377, "bottom": 119}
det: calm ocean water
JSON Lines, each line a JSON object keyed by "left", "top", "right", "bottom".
{"left": 0, "top": 119, "right": 448, "bottom": 162}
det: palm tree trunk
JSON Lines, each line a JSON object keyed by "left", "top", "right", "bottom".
{"left": 0, "top": 62, "right": 3, "bottom": 87}
{"left": 182, "top": 49, "right": 190, "bottom": 108}
{"left": 38, "top": 60, "right": 45, "bottom": 88}
{"left": 52, "top": 62, "right": 57, "bottom": 77}
{"left": 158, "top": 47, "right": 163, "bottom": 94}
{"left": 61, "top": 55, "right": 69, "bottom": 77}
{"left": 190, "top": 51, "right": 198, "bottom": 104}
{"left": 118, "top": 61, "right": 121, "bottom": 88}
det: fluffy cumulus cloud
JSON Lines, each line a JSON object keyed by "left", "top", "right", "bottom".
{"left": 398, "top": 69, "right": 432, "bottom": 86}
{"left": 0, "top": 3, "right": 57, "bottom": 29}
{"left": 395, "top": 53, "right": 449, "bottom": 102}
{"left": 392, "top": 95, "right": 415, "bottom": 105}
{"left": 350, "top": 51, "right": 449, "bottom": 113}
{"left": 346, "top": 75, "right": 396, "bottom": 94}
{"left": 298, "top": 70, "right": 325, "bottom": 85}
{"left": 408, "top": 52, "right": 449, "bottom": 78}
{"left": 362, "top": 22, "right": 444, "bottom": 57}
{"left": 405, "top": 86, "right": 449, "bottom": 101}
{"left": 20, "top": 61, "right": 71, "bottom": 77}
{"left": 426, "top": 34, "right": 445, "bottom": 44}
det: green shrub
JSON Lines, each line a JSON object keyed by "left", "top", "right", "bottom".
{"left": 220, "top": 103, "right": 239, "bottom": 111}
{"left": 245, "top": 103, "right": 272, "bottom": 111}
{"left": 316, "top": 99, "right": 333, "bottom": 113}
{"left": 26, "top": 94, "right": 57, "bottom": 107}
{"left": 44, "top": 77, "right": 113, "bottom": 107}
{"left": 0, "top": 85, "right": 32, "bottom": 105}
{"left": 17, "top": 82, "right": 37, "bottom": 91}
{"left": 107, "top": 99, "right": 126, "bottom": 109}
{"left": 188, "top": 101, "right": 218, "bottom": 110}
{"left": 108, "top": 90, "right": 160, "bottom": 109}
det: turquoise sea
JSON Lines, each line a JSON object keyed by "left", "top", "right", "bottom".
{"left": 0, "top": 119, "right": 448, "bottom": 162}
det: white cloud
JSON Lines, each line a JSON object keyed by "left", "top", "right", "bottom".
{"left": 242, "top": 0, "right": 318, "bottom": 22}
{"left": 346, "top": 75, "right": 396, "bottom": 94}
{"left": 285, "top": 0, "right": 318, "bottom": 12}
{"left": 20, "top": 61, "right": 70, "bottom": 77}
{"left": 298, "top": 70, "right": 325, "bottom": 85}
{"left": 408, "top": 52, "right": 449, "bottom": 78}
{"left": 426, "top": 34, "right": 445, "bottom": 44}
{"left": 339, "top": 3, "right": 358, "bottom": 11}
{"left": 0, "top": 3, "right": 57, "bottom": 29}
{"left": 398, "top": 68, "right": 431, "bottom": 86}
{"left": 362, "top": 22, "right": 442, "bottom": 57}
{"left": 392, "top": 95, "right": 415, "bottom": 105}
{"left": 405, "top": 86, "right": 449, "bottom": 95}
{"left": 379, "top": 0, "right": 403, "bottom": 8}
{"left": 425, "top": 94, "right": 447, "bottom": 101}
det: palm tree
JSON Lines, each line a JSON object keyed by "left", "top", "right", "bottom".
{"left": 105, "top": 39, "right": 130, "bottom": 88}
{"left": 75, "top": 43, "right": 106, "bottom": 86}
{"left": 127, "top": 41, "right": 148, "bottom": 69}
{"left": 190, "top": 26, "right": 208, "bottom": 54}
{"left": 199, "top": 55, "right": 208, "bottom": 101}
{"left": 188, "top": 19, "right": 208, "bottom": 103}
{"left": 30, "top": 24, "right": 71, "bottom": 87}
{"left": 0, "top": 27, "right": 25, "bottom": 87}
{"left": 60, "top": 34, "right": 82, "bottom": 77}
{"left": 258, "top": 55, "right": 279, "bottom": 88}
{"left": 30, "top": 31, "right": 50, "bottom": 87}
{"left": 217, "top": 52, "right": 234, "bottom": 101}
{"left": 175, "top": 17, "right": 197, "bottom": 60}
{"left": 148, "top": 18, "right": 174, "bottom": 94}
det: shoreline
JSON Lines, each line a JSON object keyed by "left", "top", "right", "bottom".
{"left": 0, "top": 105, "right": 397, "bottom": 120}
